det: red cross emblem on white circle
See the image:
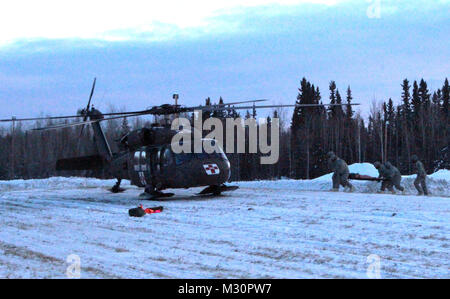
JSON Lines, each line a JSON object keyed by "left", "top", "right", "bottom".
{"left": 203, "top": 164, "right": 220, "bottom": 175}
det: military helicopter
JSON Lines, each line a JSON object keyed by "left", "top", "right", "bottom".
{"left": 1, "top": 79, "right": 359, "bottom": 199}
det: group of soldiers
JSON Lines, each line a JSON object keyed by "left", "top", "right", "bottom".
{"left": 327, "top": 152, "right": 429, "bottom": 196}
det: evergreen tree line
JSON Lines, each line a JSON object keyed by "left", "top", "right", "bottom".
{"left": 0, "top": 77, "right": 448, "bottom": 181}
{"left": 289, "top": 77, "right": 449, "bottom": 179}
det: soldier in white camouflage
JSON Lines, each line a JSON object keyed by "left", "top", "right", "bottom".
{"left": 327, "top": 151, "right": 354, "bottom": 192}
{"left": 411, "top": 155, "right": 429, "bottom": 196}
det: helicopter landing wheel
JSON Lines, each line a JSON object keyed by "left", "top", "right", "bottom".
{"left": 198, "top": 184, "right": 239, "bottom": 196}
{"left": 110, "top": 179, "right": 125, "bottom": 193}
{"left": 212, "top": 186, "right": 221, "bottom": 196}
{"left": 140, "top": 184, "right": 174, "bottom": 200}
{"left": 144, "top": 184, "right": 154, "bottom": 194}
{"left": 198, "top": 185, "right": 221, "bottom": 196}
{"left": 139, "top": 190, "right": 174, "bottom": 200}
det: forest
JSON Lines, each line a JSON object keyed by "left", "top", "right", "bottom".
{"left": 0, "top": 77, "right": 448, "bottom": 181}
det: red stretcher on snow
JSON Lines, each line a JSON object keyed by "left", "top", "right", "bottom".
{"left": 349, "top": 173, "right": 386, "bottom": 182}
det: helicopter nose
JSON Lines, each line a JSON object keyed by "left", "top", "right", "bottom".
{"left": 199, "top": 159, "right": 230, "bottom": 185}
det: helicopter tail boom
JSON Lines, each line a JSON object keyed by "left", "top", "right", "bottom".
{"left": 90, "top": 119, "right": 113, "bottom": 161}
{"left": 56, "top": 155, "right": 106, "bottom": 171}
{"left": 81, "top": 79, "right": 113, "bottom": 162}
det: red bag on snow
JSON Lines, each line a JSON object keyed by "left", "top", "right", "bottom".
{"left": 141, "top": 205, "right": 163, "bottom": 214}
{"left": 129, "top": 205, "right": 164, "bottom": 217}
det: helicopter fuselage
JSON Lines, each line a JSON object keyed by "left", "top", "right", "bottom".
{"left": 110, "top": 140, "right": 231, "bottom": 191}
{"left": 2, "top": 79, "right": 358, "bottom": 198}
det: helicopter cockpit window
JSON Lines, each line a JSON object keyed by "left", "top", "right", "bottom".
{"left": 205, "top": 139, "right": 228, "bottom": 161}
{"left": 173, "top": 139, "right": 228, "bottom": 165}
{"left": 174, "top": 152, "right": 227, "bottom": 165}
{"left": 175, "top": 153, "right": 194, "bottom": 165}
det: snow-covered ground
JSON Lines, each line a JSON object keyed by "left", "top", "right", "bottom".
{"left": 240, "top": 163, "right": 450, "bottom": 197}
{"left": 0, "top": 164, "right": 449, "bottom": 278}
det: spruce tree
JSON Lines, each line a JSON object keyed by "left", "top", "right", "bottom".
{"left": 442, "top": 78, "right": 449, "bottom": 118}
{"left": 401, "top": 79, "right": 412, "bottom": 121}
{"left": 346, "top": 86, "right": 353, "bottom": 120}
{"left": 328, "top": 81, "right": 337, "bottom": 117}
{"left": 121, "top": 117, "right": 131, "bottom": 135}
{"left": 202, "top": 97, "right": 212, "bottom": 121}
{"left": 412, "top": 80, "right": 421, "bottom": 117}
{"left": 418, "top": 79, "right": 430, "bottom": 110}
{"left": 212, "top": 97, "right": 225, "bottom": 118}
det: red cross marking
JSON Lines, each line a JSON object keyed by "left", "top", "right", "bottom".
{"left": 204, "top": 164, "right": 220, "bottom": 175}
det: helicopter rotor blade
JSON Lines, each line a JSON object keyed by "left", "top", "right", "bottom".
{"left": 216, "top": 99, "right": 268, "bottom": 106}
{"left": 0, "top": 114, "right": 85, "bottom": 122}
{"left": 29, "top": 102, "right": 360, "bottom": 131}
{"left": 181, "top": 103, "right": 360, "bottom": 113}
{"left": 85, "top": 102, "right": 361, "bottom": 118}
{"left": 71, "top": 99, "right": 270, "bottom": 118}
{"left": 13, "top": 97, "right": 361, "bottom": 130}
{"left": 31, "top": 113, "right": 146, "bottom": 131}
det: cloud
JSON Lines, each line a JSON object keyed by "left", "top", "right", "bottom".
{"left": 0, "top": 0, "right": 341, "bottom": 46}
{"left": 0, "top": 0, "right": 448, "bottom": 119}
{"left": 2, "top": 0, "right": 448, "bottom": 49}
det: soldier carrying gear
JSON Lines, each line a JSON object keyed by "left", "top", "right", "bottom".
{"left": 374, "top": 161, "right": 404, "bottom": 194}
{"left": 411, "top": 155, "right": 429, "bottom": 196}
{"left": 327, "top": 151, "right": 354, "bottom": 192}
{"left": 385, "top": 162, "right": 405, "bottom": 193}
{"left": 327, "top": 151, "right": 336, "bottom": 170}
{"left": 374, "top": 161, "right": 390, "bottom": 192}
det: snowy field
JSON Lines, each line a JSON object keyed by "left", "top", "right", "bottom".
{"left": 0, "top": 164, "right": 449, "bottom": 278}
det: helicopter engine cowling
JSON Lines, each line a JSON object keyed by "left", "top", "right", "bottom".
{"left": 123, "top": 128, "right": 151, "bottom": 150}
{"left": 121, "top": 127, "right": 179, "bottom": 151}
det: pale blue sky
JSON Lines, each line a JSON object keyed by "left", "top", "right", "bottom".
{"left": 0, "top": 0, "right": 448, "bottom": 120}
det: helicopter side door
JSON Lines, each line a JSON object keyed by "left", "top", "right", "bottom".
{"left": 149, "top": 147, "right": 161, "bottom": 176}
{"left": 128, "top": 149, "right": 152, "bottom": 187}
{"left": 160, "top": 146, "right": 174, "bottom": 173}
